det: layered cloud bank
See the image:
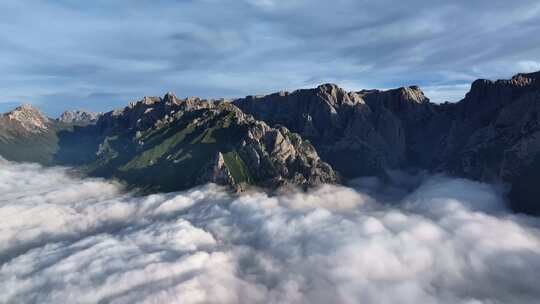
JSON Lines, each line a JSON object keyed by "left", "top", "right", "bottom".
{"left": 1, "top": 160, "right": 540, "bottom": 303}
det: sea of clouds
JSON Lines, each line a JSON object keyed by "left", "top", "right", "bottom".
{"left": 1, "top": 159, "right": 540, "bottom": 304}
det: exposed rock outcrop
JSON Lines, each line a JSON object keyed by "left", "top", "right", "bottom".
{"left": 58, "top": 110, "right": 101, "bottom": 125}
{"left": 432, "top": 72, "right": 540, "bottom": 214}
{"left": 201, "top": 152, "right": 236, "bottom": 187}
{"left": 233, "top": 84, "right": 433, "bottom": 177}
{"left": 0, "top": 104, "right": 50, "bottom": 135}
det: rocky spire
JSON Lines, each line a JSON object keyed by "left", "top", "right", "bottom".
{"left": 163, "top": 92, "right": 178, "bottom": 104}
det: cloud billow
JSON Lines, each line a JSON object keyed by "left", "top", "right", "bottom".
{"left": 1, "top": 159, "right": 540, "bottom": 303}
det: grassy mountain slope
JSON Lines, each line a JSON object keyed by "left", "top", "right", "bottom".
{"left": 0, "top": 97, "right": 337, "bottom": 193}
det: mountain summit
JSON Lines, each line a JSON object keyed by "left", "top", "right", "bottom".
{"left": 1, "top": 104, "right": 49, "bottom": 134}
{"left": 58, "top": 110, "right": 101, "bottom": 125}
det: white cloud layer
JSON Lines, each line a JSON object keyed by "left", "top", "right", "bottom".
{"left": 1, "top": 159, "right": 540, "bottom": 303}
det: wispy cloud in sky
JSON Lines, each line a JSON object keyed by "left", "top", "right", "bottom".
{"left": 1, "top": 0, "right": 540, "bottom": 115}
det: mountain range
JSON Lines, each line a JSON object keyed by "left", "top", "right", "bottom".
{"left": 1, "top": 71, "right": 539, "bottom": 215}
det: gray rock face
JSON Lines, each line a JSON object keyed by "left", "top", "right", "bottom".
{"left": 200, "top": 152, "right": 236, "bottom": 187}
{"left": 233, "top": 84, "right": 431, "bottom": 177}
{"left": 431, "top": 71, "right": 540, "bottom": 214}
{"left": 234, "top": 84, "right": 374, "bottom": 177}
{"left": 237, "top": 121, "right": 338, "bottom": 189}
{"left": 360, "top": 87, "right": 442, "bottom": 169}
{"left": 58, "top": 110, "right": 101, "bottom": 125}
{"left": 187, "top": 103, "right": 339, "bottom": 190}
{"left": 233, "top": 72, "right": 540, "bottom": 214}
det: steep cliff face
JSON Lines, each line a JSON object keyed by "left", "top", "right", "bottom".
{"left": 233, "top": 72, "right": 540, "bottom": 214}
{"left": 359, "top": 86, "right": 438, "bottom": 168}
{"left": 433, "top": 72, "right": 540, "bottom": 214}
{"left": 233, "top": 84, "right": 439, "bottom": 177}
{"left": 233, "top": 84, "right": 390, "bottom": 177}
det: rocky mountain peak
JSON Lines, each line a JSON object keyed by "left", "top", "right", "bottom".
{"left": 317, "top": 83, "right": 342, "bottom": 94}
{"left": 163, "top": 92, "right": 179, "bottom": 104}
{"left": 464, "top": 71, "right": 540, "bottom": 110}
{"left": 141, "top": 96, "right": 160, "bottom": 106}
{"left": 58, "top": 110, "right": 101, "bottom": 124}
{"left": 3, "top": 103, "right": 49, "bottom": 133}
{"left": 361, "top": 85, "right": 429, "bottom": 113}
{"left": 316, "top": 83, "right": 365, "bottom": 107}
{"left": 508, "top": 71, "right": 540, "bottom": 89}
{"left": 11, "top": 103, "right": 44, "bottom": 115}
{"left": 399, "top": 86, "right": 428, "bottom": 104}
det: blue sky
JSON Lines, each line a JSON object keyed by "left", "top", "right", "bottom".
{"left": 1, "top": 0, "right": 540, "bottom": 116}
